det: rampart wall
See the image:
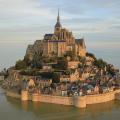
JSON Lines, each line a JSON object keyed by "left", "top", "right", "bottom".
{"left": 6, "top": 90, "right": 120, "bottom": 108}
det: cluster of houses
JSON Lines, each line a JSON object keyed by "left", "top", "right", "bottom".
{"left": 1, "top": 54, "right": 120, "bottom": 97}
{"left": 18, "top": 70, "right": 120, "bottom": 97}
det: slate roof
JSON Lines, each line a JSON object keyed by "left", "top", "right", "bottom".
{"left": 55, "top": 21, "right": 62, "bottom": 28}
{"left": 44, "top": 34, "right": 54, "bottom": 40}
{"left": 44, "top": 34, "right": 54, "bottom": 37}
{"left": 75, "top": 38, "right": 84, "bottom": 44}
{"left": 75, "top": 38, "right": 86, "bottom": 48}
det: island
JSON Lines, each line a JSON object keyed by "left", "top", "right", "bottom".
{"left": 1, "top": 10, "right": 120, "bottom": 108}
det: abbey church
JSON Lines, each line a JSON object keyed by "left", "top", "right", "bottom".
{"left": 26, "top": 10, "right": 86, "bottom": 60}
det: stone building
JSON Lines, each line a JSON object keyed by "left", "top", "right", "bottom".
{"left": 60, "top": 69, "right": 80, "bottom": 82}
{"left": 25, "top": 10, "right": 86, "bottom": 59}
{"left": 0, "top": 75, "right": 4, "bottom": 81}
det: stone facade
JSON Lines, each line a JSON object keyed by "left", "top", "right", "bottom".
{"left": 25, "top": 10, "right": 86, "bottom": 59}
{"left": 68, "top": 61, "right": 79, "bottom": 69}
{"left": 8, "top": 70, "right": 21, "bottom": 81}
{"left": 60, "top": 69, "right": 80, "bottom": 82}
{"left": 6, "top": 89, "right": 120, "bottom": 108}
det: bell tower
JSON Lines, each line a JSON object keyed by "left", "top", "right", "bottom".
{"left": 54, "top": 9, "right": 62, "bottom": 35}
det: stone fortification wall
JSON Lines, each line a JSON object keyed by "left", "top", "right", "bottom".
{"left": 6, "top": 91, "right": 21, "bottom": 99}
{"left": 86, "top": 90, "right": 119, "bottom": 105}
{"left": 33, "top": 94, "right": 73, "bottom": 106}
{"left": 6, "top": 90, "right": 120, "bottom": 108}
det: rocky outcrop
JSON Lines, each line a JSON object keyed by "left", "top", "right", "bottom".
{"left": 25, "top": 40, "right": 43, "bottom": 61}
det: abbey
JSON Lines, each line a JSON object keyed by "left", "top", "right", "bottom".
{"left": 26, "top": 10, "right": 86, "bottom": 60}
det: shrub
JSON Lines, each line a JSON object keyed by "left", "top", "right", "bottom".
{"left": 52, "top": 72, "right": 60, "bottom": 83}
{"left": 57, "top": 57, "right": 68, "bottom": 70}
{"left": 31, "top": 54, "right": 43, "bottom": 69}
{"left": 94, "top": 59, "right": 107, "bottom": 69}
{"left": 86, "top": 52, "right": 96, "bottom": 60}
{"left": 15, "top": 60, "right": 27, "bottom": 70}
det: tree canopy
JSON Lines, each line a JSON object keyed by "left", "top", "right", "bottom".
{"left": 15, "top": 60, "right": 27, "bottom": 70}
{"left": 57, "top": 57, "right": 68, "bottom": 70}
{"left": 86, "top": 52, "right": 96, "bottom": 60}
{"left": 94, "top": 59, "right": 107, "bottom": 69}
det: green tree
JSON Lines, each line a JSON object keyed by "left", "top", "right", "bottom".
{"left": 94, "top": 59, "right": 107, "bottom": 69}
{"left": 107, "top": 65, "right": 116, "bottom": 76}
{"left": 24, "top": 55, "right": 31, "bottom": 66}
{"left": 39, "top": 72, "right": 53, "bottom": 79}
{"left": 57, "top": 57, "right": 68, "bottom": 70}
{"left": 20, "top": 69, "right": 36, "bottom": 76}
{"left": 15, "top": 60, "right": 27, "bottom": 70}
{"left": 86, "top": 52, "right": 96, "bottom": 60}
{"left": 52, "top": 72, "right": 60, "bottom": 83}
{"left": 31, "top": 54, "right": 43, "bottom": 69}
{"left": 78, "top": 56, "right": 86, "bottom": 69}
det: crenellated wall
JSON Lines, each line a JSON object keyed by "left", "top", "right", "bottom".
{"left": 86, "top": 91, "right": 116, "bottom": 105}
{"left": 6, "top": 90, "right": 120, "bottom": 108}
{"left": 32, "top": 93, "right": 73, "bottom": 105}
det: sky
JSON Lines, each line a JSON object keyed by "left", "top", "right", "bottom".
{"left": 0, "top": 0, "right": 120, "bottom": 70}
{"left": 0, "top": 0, "right": 120, "bottom": 43}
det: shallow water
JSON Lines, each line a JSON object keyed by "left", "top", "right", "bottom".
{"left": 0, "top": 88, "right": 120, "bottom": 120}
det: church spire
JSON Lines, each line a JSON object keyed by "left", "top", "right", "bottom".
{"left": 55, "top": 8, "right": 62, "bottom": 28}
{"left": 57, "top": 8, "right": 60, "bottom": 22}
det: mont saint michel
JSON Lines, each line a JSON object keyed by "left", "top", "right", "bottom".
{"left": 0, "top": 1, "right": 120, "bottom": 120}
{"left": 1, "top": 10, "right": 120, "bottom": 106}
